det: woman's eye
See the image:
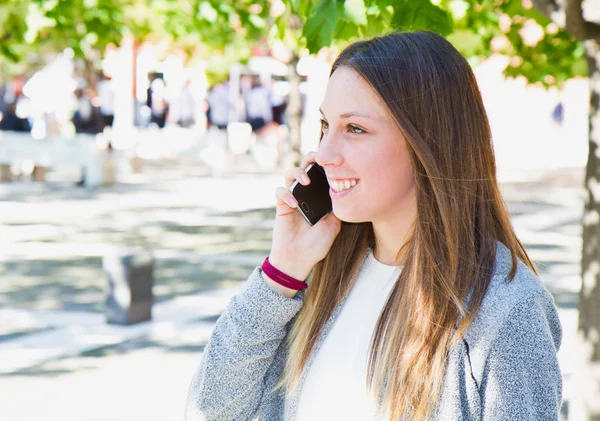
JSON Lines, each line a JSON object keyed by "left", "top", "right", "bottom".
{"left": 320, "top": 120, "right": 364, "bottom": 135}
{"left": 348, "top": 125, "right": 364, "bottom": 134}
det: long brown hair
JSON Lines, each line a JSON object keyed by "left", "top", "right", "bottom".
{"left": 274, "top": 31, "right": 536, "bottom": 420}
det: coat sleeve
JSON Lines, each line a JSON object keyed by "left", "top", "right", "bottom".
{"left": 185, "top": 266, "right": 305, "bottom": 421}
{"left": 480, "top": 289, "right": 563, "bottom": 420}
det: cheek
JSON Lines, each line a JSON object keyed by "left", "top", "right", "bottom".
{"left": 363, "top": 144, "right": 414, "bottom": 197}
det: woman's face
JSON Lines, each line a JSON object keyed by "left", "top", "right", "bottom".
{"left": 315, "top": 66, "right": 417, "bottom": 224}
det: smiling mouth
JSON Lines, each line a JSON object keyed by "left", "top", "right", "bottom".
{"left": 330, "top": 179, "right": 358, "bottom": 193}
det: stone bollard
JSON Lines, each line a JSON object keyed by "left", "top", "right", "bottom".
{"left": 32, "top": 166, "right": 46, "bottom": 182}
{"left": 103, "top": 250, "right": 154, "bottom": 325}
{"left": 130, "top": 156, "right": 143, "bottom": 173}
{"left": 0, "top": 164, "right": 11, "bottom": 182}
{"left": 84, "top": 151, "right": 116, "bottom": 187}
{"left": 102, "top": 156, "right": 115, "bottom": 186}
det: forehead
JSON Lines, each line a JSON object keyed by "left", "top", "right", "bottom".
{"left": 321, "top": 67, "right": 388, "bottom": 119}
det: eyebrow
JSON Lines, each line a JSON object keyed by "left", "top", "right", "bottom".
{"left": 319, "top": 107, "right": 376, "bottom": 120}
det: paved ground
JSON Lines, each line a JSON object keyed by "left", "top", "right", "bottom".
{"left": 0, "top": 151, "right": 585, "bottom": 420}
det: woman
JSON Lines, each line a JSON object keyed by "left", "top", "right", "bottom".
{"left": 186, "top": 31, "right": 562, "bottom": 421}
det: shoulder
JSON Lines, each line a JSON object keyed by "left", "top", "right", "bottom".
{"left": 463, "top": 241, "right": 562, "bottom": 381}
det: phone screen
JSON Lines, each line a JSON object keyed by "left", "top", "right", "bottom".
{"left": 290, "top": 163, "right": 332, "bottom": 225}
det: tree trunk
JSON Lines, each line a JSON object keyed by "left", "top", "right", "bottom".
{"left": 573, "top": 39, "right": 600, "bottom": 421}
{"left": 82, "top": 58, "right": 96, "bottom": 92}
{"left": 286, "top": 54, "right": 303, "bottom": 168}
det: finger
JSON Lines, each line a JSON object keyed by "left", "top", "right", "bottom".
{"left": 300, "top": 151, "right": 317, "bottom": 169}
{"left": 275, "top": 186, "right": 299, "bottom": 215}
{"left": 284, "top": 167, "right": 311, "bottom": 190}
{"left": 282, "top": 152, "right": 317, "bottom": 189}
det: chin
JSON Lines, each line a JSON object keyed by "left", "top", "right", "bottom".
{"left": 332, "top": 207, "right": 366, "bottom": 224}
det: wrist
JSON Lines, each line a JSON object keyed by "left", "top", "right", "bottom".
{"left": 263, "top": 273, "right": 300, "bottom": 298}
{"left": 267, "top": 255, "right": 312, "bottom": 282}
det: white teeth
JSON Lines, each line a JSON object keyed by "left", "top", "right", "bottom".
{"left": 331, "top": 180, "right": 357, "bottom": 193}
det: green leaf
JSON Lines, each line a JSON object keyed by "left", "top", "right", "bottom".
{"left": 503, "top": 0, "right": 548, "bottom": 22}
{"left": 218, "top": 4, "right": 235, "bottom": 14}
{"left": 375, "top": 0, "right": 401, "bottom": 8}
{"left": 275, "top": 14, "right": 286, "bottom": 39}
{"left": 447, "top": 29, "right": 483, "bottom": 56}
{"left": 366, "top": 5, "right": 380, "bottom": 16}
{"left": 391, "top": 0, "right": 453, "bottom": 35}
{"left": 364, "top": 7, "right": 393, "bottom": 37}
{"left": 303, "top": 0, "right": 340, "bottom": 53}
{"left": 333, "top": 19, "right": 359, "bottom": 40}
{"left": 1, "top": 44, "right": 20, "bottom": 62}
{"left": 248, "top": 14, "right": 266, "bottom": 28}
{"left": 571, "top": 56, "right": 587, "bottom": 77}
{"left": 290, "top": 0, "right": 301, "bottom": 14}
{"left": 343, "top": 0, "right": 367, "bottom": 26}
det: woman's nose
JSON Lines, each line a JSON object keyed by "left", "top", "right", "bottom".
{"left": 315, "top": 135, "right": 343, "bottom": 167}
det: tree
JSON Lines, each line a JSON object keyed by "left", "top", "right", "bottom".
{"left": 0, "top": 0, "right": 271, "bottom": 127}
{"left": 264, "top": 0, "right": 586, "bottom": 166}
{"left": 525, "top": 0, "right": 600, "bottom": 418}
{"left": 0, "top": 0, "right": 128, "bottom": 81}
{"left": 2, "top": 3, "right": 599, "bottom": 412}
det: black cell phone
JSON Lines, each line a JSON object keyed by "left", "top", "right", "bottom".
{"left": 290, "top": 162, "right": 332, "bottom": 226}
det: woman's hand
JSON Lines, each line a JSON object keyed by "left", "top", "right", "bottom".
{"left": 268, "top": 152, "right": 342, "bottom": 288}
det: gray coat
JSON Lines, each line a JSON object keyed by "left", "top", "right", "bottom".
{"left": 186, "top": 241, "right": 562, "bottom": 420}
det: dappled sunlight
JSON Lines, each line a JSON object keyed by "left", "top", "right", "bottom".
{"left": 0, "top": 160, "right": 587, "bottom": 420}
{"left": 0, "top": 169, "right": 279, "bottom": 317}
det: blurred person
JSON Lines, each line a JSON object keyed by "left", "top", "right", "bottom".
{"left": 270, "top": 80, "right": 288, "bottom": 126}
{"left": 0, "top": 102, "right": 30, "bottom": 132}
{"left": 245, "top": 75, "right": 272, "bottom": 133}
{"left": 552, "top": 101, "right": 564, "bottom": 128}
{"left": 96, "top": 73, "right": 115, "bottom": 128}
{"left": 177, "top": 80, "right": 196, "bottom": 128}
{"left": 206, "top": 79, "right": 231, "bottom": 130}
{"left": 186, "top": 31, "right": 562, "bottom": 421}
{"left": 0, "top": 84, "right": 8, "bottom": 114}
{"left": 240, "top": 74, "right": 252, "bottom": 99}
{"left": 3, "top": 76, "right": 26, "bottom": 106}
{"left": 71, "top": 88, "right": 94, "bottom": 134}
{"left": 147, "top": 73, "right": 168, "bottom": 129}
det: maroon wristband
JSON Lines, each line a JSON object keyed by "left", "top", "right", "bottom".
{"left": 262, "top": 256, "right": 309, "bottom": 290}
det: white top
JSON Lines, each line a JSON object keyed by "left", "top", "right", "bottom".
{"left": 96, "top": 79, "right": 115, "bottom": 116}
{"left": 245, "top": 86, "right": 272, "bottom": 122}
{"left": 289, "top": 248, "right": 403, "bottom": 421}
{"left": 206, "top": 82, "right": 231, "bottom": 126}
{"left": 177, "top": 85, "right": 195, "bottom": 120}
{"left": 77, "top": 97, "right": 92, "bottom": 120}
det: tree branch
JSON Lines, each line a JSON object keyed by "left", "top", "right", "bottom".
{"left": 532, "top": 0, "right": 566, "bottom": 26}
{"left": 533, "top": 0, "right": 600, "bottom": 42}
